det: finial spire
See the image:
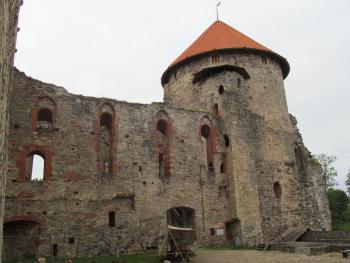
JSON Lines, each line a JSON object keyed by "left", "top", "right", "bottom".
{"left": 216, "top": 1, "right": 221, "bottom": 21}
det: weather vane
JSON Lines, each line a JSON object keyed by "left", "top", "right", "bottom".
{"left": 216, "top": 1, "right": 221, "bottom": 21}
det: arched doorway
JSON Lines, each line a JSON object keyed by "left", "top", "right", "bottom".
{"left": 4, "top": 219, "right": 40, "bottom": 259}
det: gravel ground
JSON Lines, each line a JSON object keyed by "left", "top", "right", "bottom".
{"left": 191, "top": 249, "right": 349, "bottom": 263}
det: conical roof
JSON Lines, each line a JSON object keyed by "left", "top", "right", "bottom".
{"left": 162, "top": 20, "right": 289, "bottom": 85}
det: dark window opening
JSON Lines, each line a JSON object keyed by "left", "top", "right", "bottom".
{"left": 37, "top": 108, "right": 52, "bottom": 129}
{"left": 212, "top": 55, "right": 220, "bottom": 63}
{"left": 68, "top": 238, "right": 75, "bottom": 244}
{"left": 109, "top": 211, "right": 116, "bottom": 227}
{"left": 210, "top": 228, "right": 215, "bottom": 236}
{"left": 237, "top": 78, "right": 241, "bottom": 88}
{"left": 274, "top": 182, "right": 282, "bottom": 199}
{"left": 52, "top": 244, "right": 58, "bottom": 256}
{"left": 262, "top": 57, "right": 267, "bottom": 64}
{"left": 224, "top": 135, "right": 230, "bottom": 147}
{"left": 208, "top": 162, "right": 214, "bottom": 172}
{"left": 174, "top": 70, "right": 177, "bottom": 79}
{"left": 100, "top": 113, "right": 112, "bottom": 130}
{"left": 201, "top": 125, "right": 210, "bottom": 139}
{"left": 218, "top": 85, "right": 224, "bottom": 95}
{"left": 26, "top": 152, "right": 45, "bottom": 182}
{"left": 157, "top": 119, "right": 168, "bottom": 135}
{"left": 159, "top": 153, "right": 164, "bottom": 177}
{"left": 213, "top": 103, "right": 219, "bottom": 116}
{"left": 220, "top": 163, "right": 225, "bottom": 173}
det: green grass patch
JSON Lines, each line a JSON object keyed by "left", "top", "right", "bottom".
{"left": 332, "top": 223, "right": 350, "bottom": 231}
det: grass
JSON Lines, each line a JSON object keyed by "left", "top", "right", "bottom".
{"left": 332, "top": 222, "right": 350, "bottom": 231}
{"left": 4, "top": 251, "right": 157, "bottom": 263}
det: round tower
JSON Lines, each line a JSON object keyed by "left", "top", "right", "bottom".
{"left": 161, "top": 20, "right": 290, "bottom": 130}
{"left": 161, "top": 21, "right": 311, "bottom": 243}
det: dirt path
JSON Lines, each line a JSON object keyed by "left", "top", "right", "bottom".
{"left": 192, "top": 249, "right": 348, "bottom": 263}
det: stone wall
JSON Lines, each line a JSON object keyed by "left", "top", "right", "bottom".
{"left": 0, "top": 0, "right": 21, "bottom": 261}
{"left": 298, "top": 230, "right": 350, "bottom": 244}
{"left": 5, "top": 69, "right": 232, "bottom": 258}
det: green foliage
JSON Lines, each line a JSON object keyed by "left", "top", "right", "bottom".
{"left": 341, "top": 207, "right": 350, "bottom": 223}
{"left": 316, "top": 153, "right": 338, "bottom": 189}
{"left": 327, "top": 188, "right": 349, "bottom": 221}
{"left": 346, "top": 169, "right": 350, "bottom": 196}
{"left": 332, "top": 222, "right": 350, "bottom": 232}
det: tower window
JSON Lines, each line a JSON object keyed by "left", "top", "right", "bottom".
{"left": 220, "top": 162, "right": 225, "bottom": 173}
{"left": 212, "top": 55, "right": 220, "bottom": 63}
{"left": 237, "top": 78, "right": 241, "bottom": 88}
{"left": 274, "top": 182, "right": 282, "bottom": 199}
{"left": 224, "top": 135, "right": 230, "bottom": 147}
{"left": 68, "top": 237, "right": 75, "bottom": 244}
{"left": 52, "top": 244, "right": 58, "bottom": 256}
{"left": 218, "top": 85, "right": 224, "bottom": 95}
{"left": 37, "top": 108, "right": 52, "bottom": 129}
{"left": 109, "top": 211, "right": 116, "bottom": 227}
{"left": 157, "top": 119, "right": 168, "bottom": 135}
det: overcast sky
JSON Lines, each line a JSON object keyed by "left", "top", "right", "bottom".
{"left": 15, "top": 0, "right": 350, "bottom": 190}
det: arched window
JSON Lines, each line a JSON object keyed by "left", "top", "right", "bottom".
{"left": 224, "top": 134, "right": 230, "bottom": 147}
{"left": 218, "top": 85, "right": 224, "bottom": 95}
{"left": 201, "top": 124, "right": 214, "bottom": 172}
{"left": 100, "top": 113, "right": 112, "bottom": 129}
{"left": 27, "top": 152, "right": 45, "bottom": 181}
{"left": 274, "top": 182, "right": 282, "bottom": 199}
{"left": 157, "top": 119, "right": 167, "bottom": 135}
{"left": 37, "top": 108, "right": 52, "bottom": 129}
{"left": 201, "top": 125, "right": 210, "bottom": 139}
{"left": 99, "top": 112, "right": 113, "bottom": 174}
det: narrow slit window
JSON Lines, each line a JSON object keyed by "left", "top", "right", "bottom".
{"left": 109, "top": 211, "right": 116, "bottom": 227}
{"left": 218, "top": 85, "right": 224, "bottom": 95}
{"left": 224, "top": 135, "right": 230, "bottom": 147}
{"left": 213, "top": 103, "right": 219, "bottom": 116}
{"left": 237, "top": 78, "right": 241, "bottom": 88}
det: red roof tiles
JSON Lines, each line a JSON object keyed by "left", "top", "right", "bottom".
{"left": 161, "top": 20, "right": 289, "bottom": 84}
{"left": 171, "top": 20, "right": 271, "bottom": 66}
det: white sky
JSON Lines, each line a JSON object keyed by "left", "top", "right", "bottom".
{"left": 15, "top": 0, "right": 350, "bottom": 190}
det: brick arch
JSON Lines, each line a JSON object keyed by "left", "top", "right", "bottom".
{"left": 32, "top": 95, "right": 57, "bottom": 131}
{"left": 4, "top": 215, "right": 41, "bottom": 224}
{"left": 17, "top": 144, "right": 52, "bottom": 182}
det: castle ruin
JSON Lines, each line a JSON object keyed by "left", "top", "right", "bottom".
{"left": 1, "top": 6, "right": 331, "bottom": 259}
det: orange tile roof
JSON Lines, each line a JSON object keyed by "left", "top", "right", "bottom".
{"left": 170, "top": 20, "right": 271, "bottom": 66}
{"left": 161, "top": 20, "right": 289, "bottom": 85}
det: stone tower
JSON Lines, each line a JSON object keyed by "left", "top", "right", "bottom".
{"left": 161, "top": 20, "right": 330, "bottom": 242}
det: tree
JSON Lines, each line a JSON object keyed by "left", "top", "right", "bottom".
{"left": 316, "top": 153, "right": 338, "bottom": 189}
{"left": 346, "top": 169, "right": 350, "bottom": 196}
{"left": 327, "top": 188, "right": 349, "bottom": 222}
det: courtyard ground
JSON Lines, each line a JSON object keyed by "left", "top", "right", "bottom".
{"left": 192, "top": 249, "right": 349, "bottom": 263}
